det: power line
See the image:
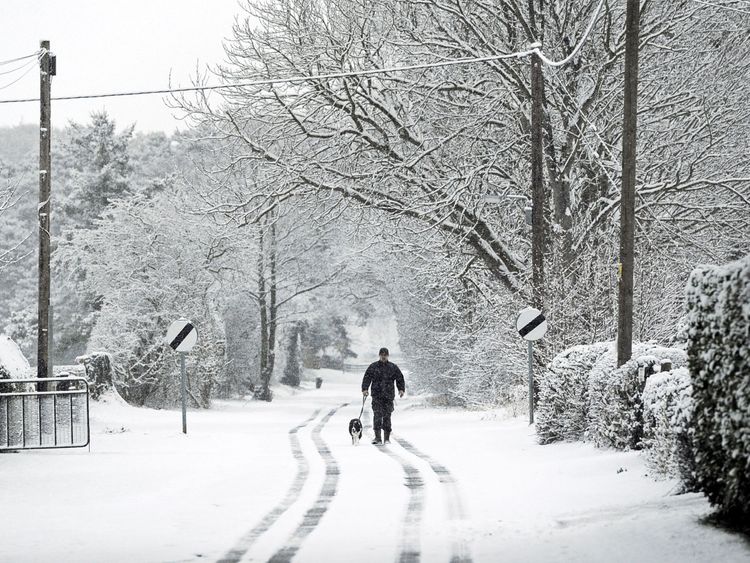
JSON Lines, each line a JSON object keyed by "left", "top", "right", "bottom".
{"left": 688, "top": 0, "right": 750, "bottom": 15}
{"left": 0, "top": 58, "right": 39, "bottom": 91}
{"left": 536, "top": 0, "right": 606, "bottom": 68}
{"left": 0, "top": 52, "right": 538, "bottom": 105}
{"left": 0, "top": 1, "right": 606, "bottom": 105}
{"left": 0, "top": 49, "right": 43, "bottom": 66}
{"left": 0, "top": 56, "right": 39, "bottom": 77}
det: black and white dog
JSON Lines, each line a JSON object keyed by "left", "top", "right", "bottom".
{"left": 348, "top": 418, "right": 363, "bottom": 445}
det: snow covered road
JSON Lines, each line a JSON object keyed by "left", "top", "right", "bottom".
{"left": 1, "top": 368, "right": 748, "bottom": 562}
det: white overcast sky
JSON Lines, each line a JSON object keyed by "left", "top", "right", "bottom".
{"left": 0, "top": 1, "right": 244, "bottom": 133}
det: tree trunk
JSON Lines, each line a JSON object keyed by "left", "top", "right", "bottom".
{"left": 265, "top": 219, "right": 278, "bottom": 390}
{"left": 281, "top": 322, "right": 301, "bottom": 387}
{"left": 255, "top": 215, "right": 278, "bottom": 401}
{"left": 255, "top": 222, "right": 272, "bottom": 401}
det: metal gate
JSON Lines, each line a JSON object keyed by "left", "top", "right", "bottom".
{"left": 0, "top": 376, "right": 90, "bottom": 451}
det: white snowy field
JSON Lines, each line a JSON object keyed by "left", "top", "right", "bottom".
{"left": 1, "top": 368, "right": 748, "bottom": 563}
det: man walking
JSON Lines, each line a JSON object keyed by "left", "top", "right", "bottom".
{"left": 362, "top": 347, "right": 405, "bottom": 445}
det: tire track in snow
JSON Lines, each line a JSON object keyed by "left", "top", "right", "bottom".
{"left": 379, "top": 446, "right": 425, "bottom": 563}
{"left": 267, "top": 402, "right": 346, "bottom": 563}
{"left": 217, "top": 408, "right": 321, "bottom": 563}
{"left": 370, "top": 413, "right": 424, "bottom": 563}
{"left": 395, "top": 437, "right": 472, "bottom": 563}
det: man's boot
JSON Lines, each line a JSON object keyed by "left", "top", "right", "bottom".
{"left": 383, "top": 430, "right": 391, "bottom": 444}
{"left": 372, "top": 429, "right": 382, "bottom": 445}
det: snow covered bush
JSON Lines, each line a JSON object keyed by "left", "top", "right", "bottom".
{"left": 395, "top": 272, "right": 527, "bottom": 409}
{"left": 641, "top": 367, "right": 696, "bottom": 489}
{"left": 450, "top": 324, "right": 527, "bottom": 409}
{"left": 587, "top": 344, "right": 687, "bottom": 450}
{"left": 536, "top": 342, "right": 611, "bottom": 444}
{"left": 281, "top": 322, "right": 303, "bottom": 387}
{"left": 685, "top": 255, "right": 750, "bottom": 522}
{"left": 0, "top": 335, "right": 33, "bottom": 448}
{"left": 76, "top": 353, "right": 113, "bottom": 400}
{"left": 0, "top": 334, "right": 32, "bottom": 391}
{"left": 59, "top": 191, "right": 225, "bottom": 408}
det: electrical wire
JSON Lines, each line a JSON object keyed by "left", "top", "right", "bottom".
{"left": 0, "top": 50, "right": 43, "bottom": 66}
{"left": 0, "top": 56, "right": 39, "bottom": 91}
{"left": 534, "top": 0, "right": 606, "bottom": 68}
{"left": 0, "top": 52, "right": 540, "bottom": 104}
{"left": 0, "top": 1, "right": 607, "bottom": 105}
{"left": 0, "top": 56, "right": 38, "bottom": 77}
{"left": 688, "top": 0, "right": 750, "bottom": 15}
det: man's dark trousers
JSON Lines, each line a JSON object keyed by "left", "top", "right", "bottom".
{"left": 372, "top": 397, "right": 394, "bottom": 433}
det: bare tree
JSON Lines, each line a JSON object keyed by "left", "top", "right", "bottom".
{"left": 190, "top": 158, "right": 359, "bottom": 400}
{"left": 0, "top": 181, "right": 31, "bottom": 271}
{"left": 56, "top": 189, "right": 224, "bottom": 407}
{"left": 172, "top": 0, "right": 749, "bottom": 376}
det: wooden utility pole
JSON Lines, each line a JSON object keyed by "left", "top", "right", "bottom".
{"left": 617, "top": 0, "right": 641, "bottom": 366}
{"left": 37, "top": 40, "right": 52, "bottom": 380}
{"left": 530, "top": 48, "right": 546, "bottom": 310}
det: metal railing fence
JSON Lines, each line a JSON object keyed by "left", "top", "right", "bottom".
{"left": 0, "top": 376, "right": 90, "bottom": 451}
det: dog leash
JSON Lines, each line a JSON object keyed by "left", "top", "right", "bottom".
{"left": 358, "top": 394, "right": 366, "bottom": 419}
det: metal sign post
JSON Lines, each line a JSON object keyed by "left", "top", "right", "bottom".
{"left": 166, "top": 318, "right": 198, "bottom": 435}
{"left": 516, "top": 307, "right": 548, "bottom": 425}
{"left": 528, "top": 340, "right": 534, "bottom": 424}
{"left": 180, "top": 352, "right": 187, "bottom": 434}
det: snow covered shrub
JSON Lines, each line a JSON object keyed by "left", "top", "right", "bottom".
{"left": 0, "top": 335, "right": 32, "bottom": 392}
{"left": 452, "top": 326, "right": 526, "bottom": 409}
{"left": 0, "top": 335, "right": 33, "bottom": 448}
{"left": 281, "top": 322, "right": 303, "bottom": 387}
{"left": 218, "top": 295, "right": 258, "bottom": 398}
{"left": 59, "top": 190, "right": 226, "bottom": 408}
{"left": 2, "top": 310, "right": 36, "bottom": 367}
{"left": 536, "top": 342, "right": 611, "bottom": 444}
{"left": 76, "top": 352, "right": 112, "bottom": 399}
{"left": 397, "top": 292, "right": 526, "bottom": 408}
{"left": 686, "top": 255, "right": 750, "bottom": 522}
{"left": 89, "top": 305, "right": 222, "bottom": 409}
{"left": 641, "top": 367, "right": 696, "bottom": 489}
{"left": 507, "top": 384, "right": 529, "bottom": 418}
{"left": 588, "top": 344, "right": 687, "bottom": 450}
{"left": 454, "top": 362, "right": 513, "bottom": 409}
{"left": 190, "top": 338, "right": 224, "bottom": 408}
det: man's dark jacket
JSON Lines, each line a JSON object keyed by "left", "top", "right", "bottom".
{"left": 362, "top": 360, "right": 405, "bottom": 400}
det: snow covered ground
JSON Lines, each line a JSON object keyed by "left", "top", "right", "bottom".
{"left": 1, "top": 368, "right": 748, "bottom": 563}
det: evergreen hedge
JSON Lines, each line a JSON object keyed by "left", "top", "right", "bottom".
{"left": 685, "top": 255, "right": 750, "bottom": 522}
{"left": 641, "top": 367, "right": 696, "bottom": 489}
{"left": 536, "top": 342, "right": 610, "bottom": 444}
{"left": 587, "top": 344, "right": 686, "bottom": 450}
{"left": 537, "top": 342, "right": 686, "bottom": 450}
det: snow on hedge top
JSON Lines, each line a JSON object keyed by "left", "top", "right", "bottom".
{"left": 0, "top": 335, "right": 31, "bottom": 378}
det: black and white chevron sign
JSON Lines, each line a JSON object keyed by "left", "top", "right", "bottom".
{"left": 516, "top": 307, "right": 547, "bottom": 341}
{"left": 166, "top": 318, "right": 198, "bottom": 352}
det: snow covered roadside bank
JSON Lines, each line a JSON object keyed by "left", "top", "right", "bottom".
{"left": 0, "top": 391, "right": 305, "bottom": 562}
{"left": 1, "top": 369, "right": 748, "bottom": 562}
